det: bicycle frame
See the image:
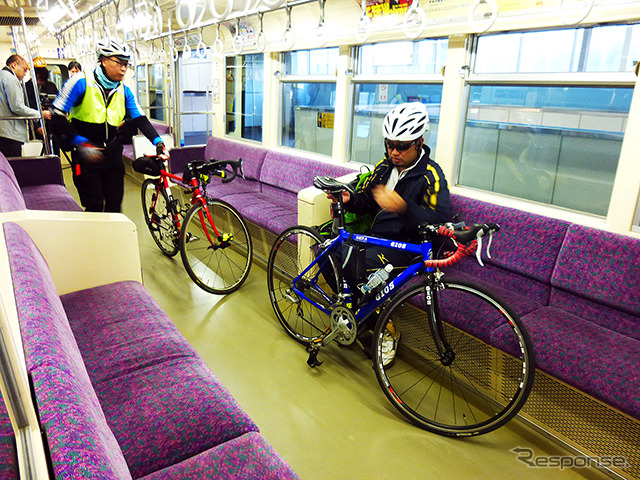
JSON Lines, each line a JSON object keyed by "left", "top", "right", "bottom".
{"left": 151, "top": 168, "right": 223, "bottom": 242}
{"left": 292, "top": 227, "right": 433, "bottom": 325}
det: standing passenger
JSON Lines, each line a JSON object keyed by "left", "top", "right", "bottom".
{"left": 52, "top": 39, "right": 165, "bottom": 212}
{"left": 0, "top": 55, "right": 51, "bottom": 158}
{"left": 68, "top": 61, "right": 82, "bottom": 76}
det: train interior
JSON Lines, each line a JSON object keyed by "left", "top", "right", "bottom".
{"left": 0, "top": 0, "right": 639, "bottom": 479}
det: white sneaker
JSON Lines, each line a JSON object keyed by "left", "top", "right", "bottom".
{"left": 381, "top": 323, "right": 399, "bottom": 367}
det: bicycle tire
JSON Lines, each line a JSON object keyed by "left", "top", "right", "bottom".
{"left": 179, "top": 199, "right": 252, "bottom": 294}
{"left": 267, "top": 226, "right": 340, "bottom": 345}
{"left": 141, "top": 178, "right": 179, "bottom": 257}
{"left": 372, "top": 278, "right": 535, "bottom": 437}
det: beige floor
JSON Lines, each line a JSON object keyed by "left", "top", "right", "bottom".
{"left": 63, "top": 166, "right": 611, "bottom": 480}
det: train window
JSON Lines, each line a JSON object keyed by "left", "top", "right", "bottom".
{"left": 459, "top": 25, "right": 637, "bottom": 216}
{"left": 284, "top": 48, "right": 339, "bottom": 75}
{"left": 475, "top": 24, "right": 640, "bottom": 73}
{"left": 280, "top": 48, "right": 339, "bottom": 155}
{"left": 226, "top": 54, "right": 263, "bottom": 142}
{"left": 357, "top": 39, "right": 447, "bottom": 75}
{"left": 350, "top": 38, "right": 447, "bottom": 165}
{"left": 148, "top": 64, "right": 165, "bottom": 122}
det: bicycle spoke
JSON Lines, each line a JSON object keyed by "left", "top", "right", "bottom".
{"left": 373, "top": 279, "right": 534, "bottom": 436}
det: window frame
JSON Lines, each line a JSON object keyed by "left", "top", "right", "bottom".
{"left": 278, "top": 47, "right": 340, "bottom": 154}
{"left": 224, "top": 52, "right": 265, "bottom": 143}
{"left": 348, "top": 38, "right": 448, "bottom": 165}
{"left": 453, "top": 28, "right": 637, "bottom": 216}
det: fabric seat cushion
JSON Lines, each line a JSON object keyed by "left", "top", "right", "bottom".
{"left": 95, "top": 356, "right": 260, "bottom": 478}
{"left": 21, "top": 184, "right": 83, "bottom": 211}
{"left": 32, "top": 365, "right": 133, "bottom": 479}
{"left": 493, "top": 307, "right": 640, "bottom": 419}
{"left": 138, "top": 432, "right": 299, "bottom": 480}
{"left": 61, "top": 281, "right": 199, "bottom": 384}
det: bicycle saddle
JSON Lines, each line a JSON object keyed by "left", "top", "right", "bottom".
{"left": 313, "top": 176, "right": 355, "bottom": 195}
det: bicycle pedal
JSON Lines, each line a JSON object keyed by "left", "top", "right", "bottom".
{"left": 306, "top": 343, "right": 323, "bottom": 368}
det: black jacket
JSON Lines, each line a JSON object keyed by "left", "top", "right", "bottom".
{"left": 346, "top": 145, "right": 451, "bottom": 243}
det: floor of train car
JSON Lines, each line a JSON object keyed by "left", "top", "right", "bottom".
{"left": 62, "top": 166, "right": 611, "bottom": 480}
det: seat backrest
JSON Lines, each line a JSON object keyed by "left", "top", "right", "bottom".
{"left": 551, "top": 224, "right": 640, "bottom": 317}
{"left": 0, "top": 171, "right": 26, "bottom": 212}
{"left": 204, "top": 137, "right": 268, "bottom": 182}
{"left": 451, "top": 194, "right": 570, "bottom": 283}
{"left": 260, "top": 150, "right": 354, "bottom": 195}
{"left": 3, "top": 223, "right": 132, "bottom": 479}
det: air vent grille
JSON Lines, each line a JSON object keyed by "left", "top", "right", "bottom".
{"left": 0, "top": 16, "right": 39, "bottom": 26}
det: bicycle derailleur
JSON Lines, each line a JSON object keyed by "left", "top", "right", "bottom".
{"left": 306, "top": 305, "right": 357, "bottom": 368}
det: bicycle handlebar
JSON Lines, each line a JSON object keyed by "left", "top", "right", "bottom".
{"left": 203, "top": 158, "right": 244, "bottom": 183}
{"left": 422, "top": 223, "right": 500, "bottom": 268}
{"left": 184, "top": 158, "right": 244, "bottom": 184}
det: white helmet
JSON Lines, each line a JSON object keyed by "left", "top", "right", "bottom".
{"left": 382, "top": 102, "right": 429, "bottom": 142}
{"left": 97, "top": 39, "right": 131, "bottom": 61}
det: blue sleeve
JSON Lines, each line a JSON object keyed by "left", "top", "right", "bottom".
{"left": 52, "top": 74, "right": 86, "bottom": 113}
{"left": 123, "top": 85, "right": 145, "bottom": 119}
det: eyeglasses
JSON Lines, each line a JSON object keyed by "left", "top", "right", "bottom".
{"left": 108, "top": 57, "right": 129, "bottom": 69}
{"left": 385, "top": 139, "right": 417, "bottom": 152}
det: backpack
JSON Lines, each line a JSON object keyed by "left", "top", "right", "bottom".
{"left": 315, "top": 166, "right": 373, "bottom": 238}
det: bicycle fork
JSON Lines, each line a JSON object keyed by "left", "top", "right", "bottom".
{"left": 425, "top": 278, "right": 455, "bottom": 366}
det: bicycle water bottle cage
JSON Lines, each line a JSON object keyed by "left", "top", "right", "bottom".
{"left": 313, "top": 176, "right": 355, "bottom": 195}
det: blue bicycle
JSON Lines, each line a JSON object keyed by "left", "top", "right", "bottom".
{"left": 267, "top": 176, "right": 535, "bottom": 437}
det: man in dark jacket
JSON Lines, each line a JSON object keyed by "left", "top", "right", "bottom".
{"left": 332, "top": 102, "right": 451, "bottom": 275}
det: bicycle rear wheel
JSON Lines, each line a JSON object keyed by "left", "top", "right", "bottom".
{"left": 141, "top": 178, "right": 179, "bottom": 257}
{"left": 179, "top": 199, "right": 252, "bottom": 294}
{"left": 267, "top": 226, "right": 339, "bottom": 344}
{"left": 372, "top": 278, "right": 535, "bottom": 437}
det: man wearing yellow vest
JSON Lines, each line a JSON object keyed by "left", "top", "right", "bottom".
{"left": 52, "top": 39, "right": 165, "bottom": 212}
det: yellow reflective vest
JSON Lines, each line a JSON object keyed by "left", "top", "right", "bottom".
{"left": 69, "top": 74, "right": 126, "bottom": 126}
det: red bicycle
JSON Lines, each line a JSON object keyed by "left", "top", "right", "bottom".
{"left": 135, "top": 154, "right": 253, "bottom": 294}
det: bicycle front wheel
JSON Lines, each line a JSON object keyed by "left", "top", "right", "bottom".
{"left": 267, "top": 226, "right": 339, "bottom": 344}
{"left": 141, "top": 178, "right": 179, "bottom": 257}
{"left": 372, "top": 278, "right": 535, "bottom": 437}
{"left": 179, "top": 199, "right": 252, "bottom": 294}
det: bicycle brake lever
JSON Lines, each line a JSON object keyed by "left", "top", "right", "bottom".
{"left": 486, "top": 231, "right": 494, "bottom": 259}
{"left": 476, "top": 231, "right": 484, "bottom": 267}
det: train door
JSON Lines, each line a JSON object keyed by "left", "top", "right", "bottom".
{"left": 177, "top": 48, "right": 213, "bottom": 146}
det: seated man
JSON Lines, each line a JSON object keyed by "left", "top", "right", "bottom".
{"left": 326, "top": 102, "right": 452, "bottom": 363}
{"left": 329, "top": 102, "right": 452, "bottom": 282}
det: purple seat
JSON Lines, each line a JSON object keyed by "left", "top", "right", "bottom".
{"left": 447, "top": 194, "right": 570, "bottom": 315}
{"left": 225, "top": 150, "right": 353, "bottom": 234}
{"left": 95, "top": 357, "right": 259, "bottom": 478}
{"left": 4, "top": 222, "right": 297, "bottom": 477}
{"left": 0, "top": 396, "right": 18, "bottom": 480}
{"left": 497, "top": 308, "right": 640, "bottom": 419}
{"left": 0, "top": 170, "right": 27, "bottom": 212}
{"left": 21, "top": 184, "right": 83, "bottom": 211}
{"left": 139, "top": 432, "right": 299, "bottom": 480}
{"left": 0, "top": 153, "right": 81, "bottom": 212}
{"left": 5, "top": 222, "right": 132, "bottom": 478}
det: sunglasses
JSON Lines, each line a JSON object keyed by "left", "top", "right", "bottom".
{"left": 385, "top": 139, "right": 417, "bottom": 152}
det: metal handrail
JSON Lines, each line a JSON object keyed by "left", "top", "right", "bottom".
{"left": 0, "top": 116, "right": 41, "bottom": 120}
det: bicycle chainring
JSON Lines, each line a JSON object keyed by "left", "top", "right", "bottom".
{"left": 330, "top": 306, "right": 357, "bottom": 346}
